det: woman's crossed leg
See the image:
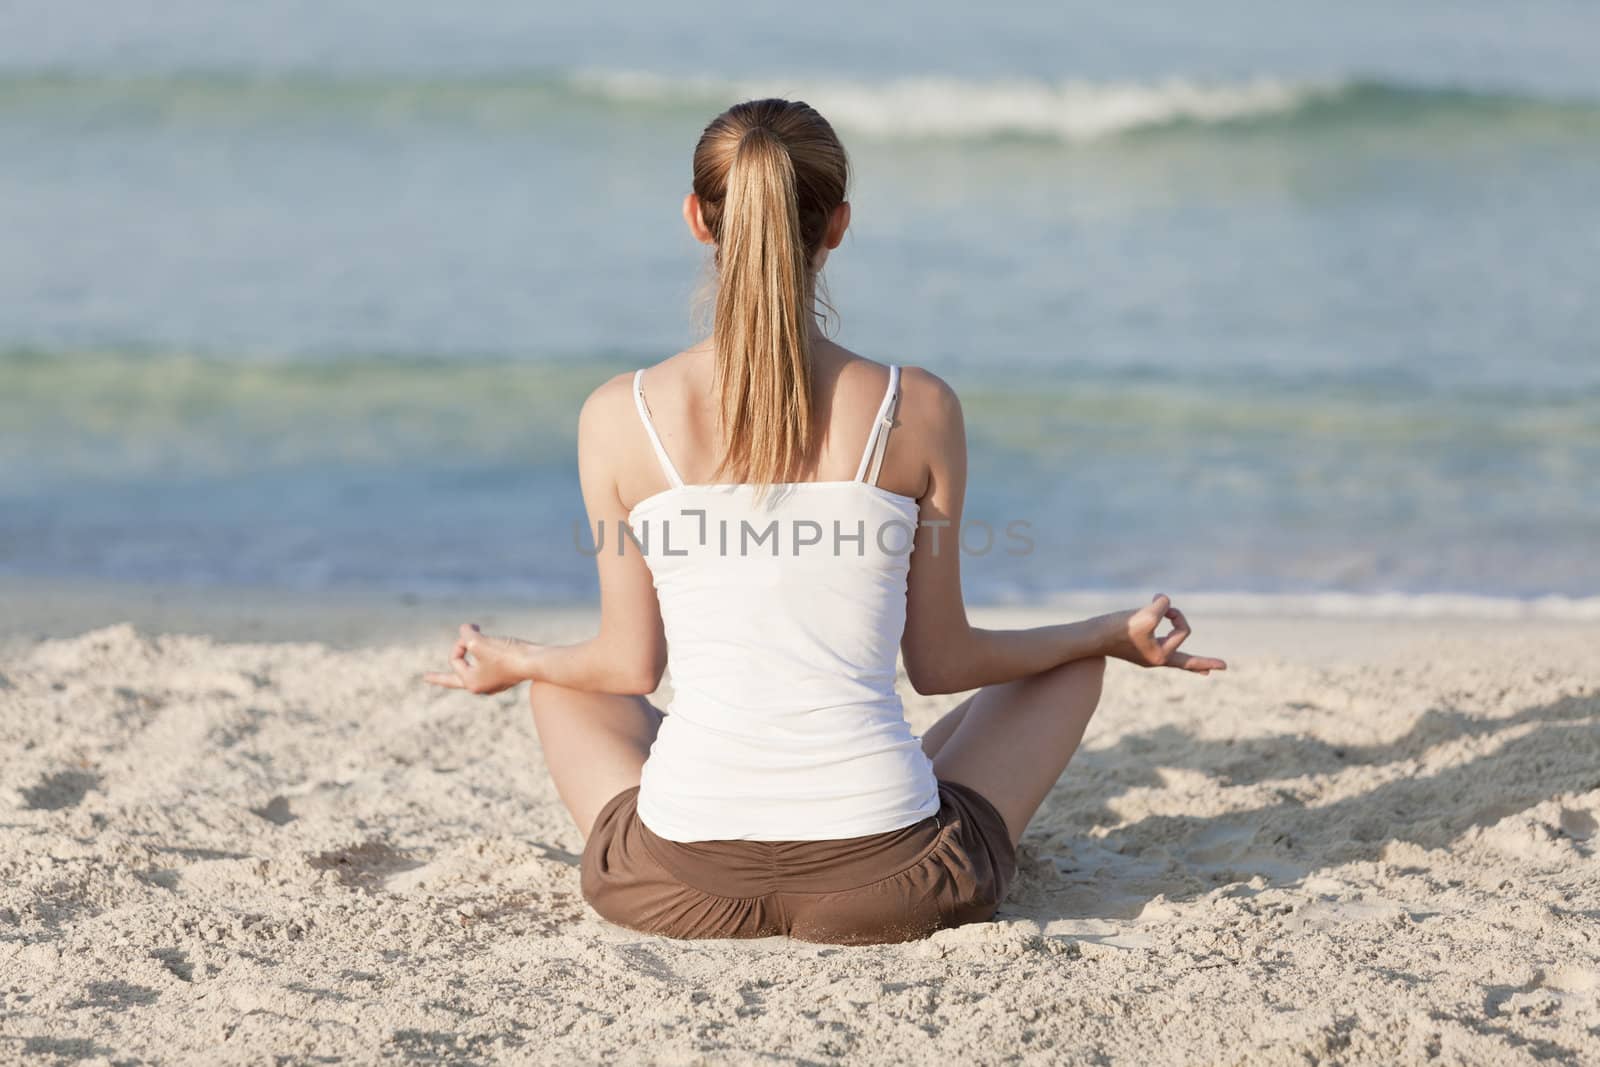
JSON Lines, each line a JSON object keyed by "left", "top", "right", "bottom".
{"left": 527, "top": 683, "right": 663, "bottom": 843}
{"left": 917, "top": 656, "right": 1107, "bottom": 849}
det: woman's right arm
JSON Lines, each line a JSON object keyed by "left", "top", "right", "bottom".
{"left": 423, "top": 374, "right": 668, "bottom": 697}
{"left": 898, "top": 369, "right": 1226, "bottom": 696}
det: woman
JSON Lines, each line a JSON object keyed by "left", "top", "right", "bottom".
{"left": 424, "top": 98, "right": 1226, "bottom": 944}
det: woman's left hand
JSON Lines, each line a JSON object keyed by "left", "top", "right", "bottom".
{"left": 1103, "top": 594, "right": 1228, "bottom": 675}
{"left": 423, "top": 623, "right": 535, "bottom": 695}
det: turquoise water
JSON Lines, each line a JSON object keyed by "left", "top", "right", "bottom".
{"left": 3, "top": 3, "right": 1598, "bottom": 604}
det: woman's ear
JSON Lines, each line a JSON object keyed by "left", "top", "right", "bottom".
{"left": 683, "top": 193, "right": 715, "bottom": 245}
{"left": 823, "top": 201, "right": 851, "bottom": 250}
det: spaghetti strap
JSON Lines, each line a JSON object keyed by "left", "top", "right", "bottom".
{"left": 632, "top": 369, "right": 685, "bottom": 488}
{"left": 853, "top": 364, "right": 901, "bottom": 486}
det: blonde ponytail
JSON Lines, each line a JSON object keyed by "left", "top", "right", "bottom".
{"left": 691, "top": 99, "right": 850, "bottom": 490}
{"left": 713, "top": 129, "right": 812, "bottom": 486}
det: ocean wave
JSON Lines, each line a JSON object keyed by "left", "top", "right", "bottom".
{"left": 1039, "top": 589, "right": 1600, "bottom": 622}
{"left": 2, "top": 68, "right": 1595, "bottom": 143}
{"left": 8, "top": 350, "right": 1598, "bottom": 605}
{"left": 6, "top": 347, "right": 1596, "bottom": 500}
{"left": 574, "top": 70, "right": 1342, "bottom": 140}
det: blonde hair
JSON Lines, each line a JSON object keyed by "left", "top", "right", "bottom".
{"left": 692, "top": 98, "right": 849, "bottom": 487}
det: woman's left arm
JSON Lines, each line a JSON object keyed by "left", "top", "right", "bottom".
{"left": 423, "top": 375, "right": 668, "bottom": 696}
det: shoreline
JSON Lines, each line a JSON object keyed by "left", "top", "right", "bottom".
{"left": 4, "top": 574, "right": 1597, "bottom": 656}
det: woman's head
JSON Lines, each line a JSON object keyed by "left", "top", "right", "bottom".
{"left": 685, "top": 98, "right": 850, "bottom": 487}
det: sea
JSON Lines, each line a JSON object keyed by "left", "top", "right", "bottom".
{"left": 3, "top": 1, "right": 1598, "bottom": 615}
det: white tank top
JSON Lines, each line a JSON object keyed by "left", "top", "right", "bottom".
{"left": 629, "top": 364, "right": 942, "bottom": 842}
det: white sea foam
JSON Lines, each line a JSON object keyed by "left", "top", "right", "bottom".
{"left": 572, "top": 70, "right": 1347, "bottom": 141}
{"left": 1037, "top": 588, "right": 1600, "bottom": 622}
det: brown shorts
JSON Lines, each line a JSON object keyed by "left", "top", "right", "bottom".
{"left": 579, "top": 780, "right": 1017, "bottom": 945}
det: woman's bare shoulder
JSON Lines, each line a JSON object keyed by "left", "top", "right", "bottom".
{"left": 579, "top": 370, "right": 636, "bottom": 427}
{"left": 821, "top": 347, "right": 961, "bottom": 441}
{"left": 897, "top": 365, "right": 963, "bottom": 435}
{"left": 898, "top": 364, "right": 958, "bottom": 403}
{"left": 823, "top": 345, "right": 949, "bottom": 399}
{"left": 627, "top": 345, "right": 715, "bottom": 405}
{"left": 582, "top": 345, "right": 707, "bottom": 417}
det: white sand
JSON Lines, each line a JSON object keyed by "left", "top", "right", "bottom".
{"left": 3, "top": 595, "right": 1598, "bottom": 1065}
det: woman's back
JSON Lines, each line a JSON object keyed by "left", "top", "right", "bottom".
{"left": 624, "top": 351, "right": 943, "bottom": 841}
{"left": 426, "top": 95, "right": 1220, "bottom": 944}
{"left": 611, "top": 344, "right": 928, "bottom": 507}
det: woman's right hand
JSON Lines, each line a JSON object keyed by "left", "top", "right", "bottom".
{"left": 423, "top": 623, "right": 538, "bottom": 695}
{"left": 1103, "top": 594, "right": 1227, "bottom": 675}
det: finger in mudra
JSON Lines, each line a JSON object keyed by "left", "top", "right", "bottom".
{"left": 1116, "top": 593, "right": 1227, "bottom": 675}
{"left": 423, "top": 622, "right": 530, "bottom": 695}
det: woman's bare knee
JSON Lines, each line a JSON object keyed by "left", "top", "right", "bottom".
{"left": 1035, "top": 655, "right": 1106, "bottom": 717}
{"left": 528, "top": 679, "right": 577, "bottom": 714}
{"left": 1072, "top": 654, "right": 1107, "bottom": 677}
{"left": 1039, "top": 654, "right": 1106, "bottom": 689}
